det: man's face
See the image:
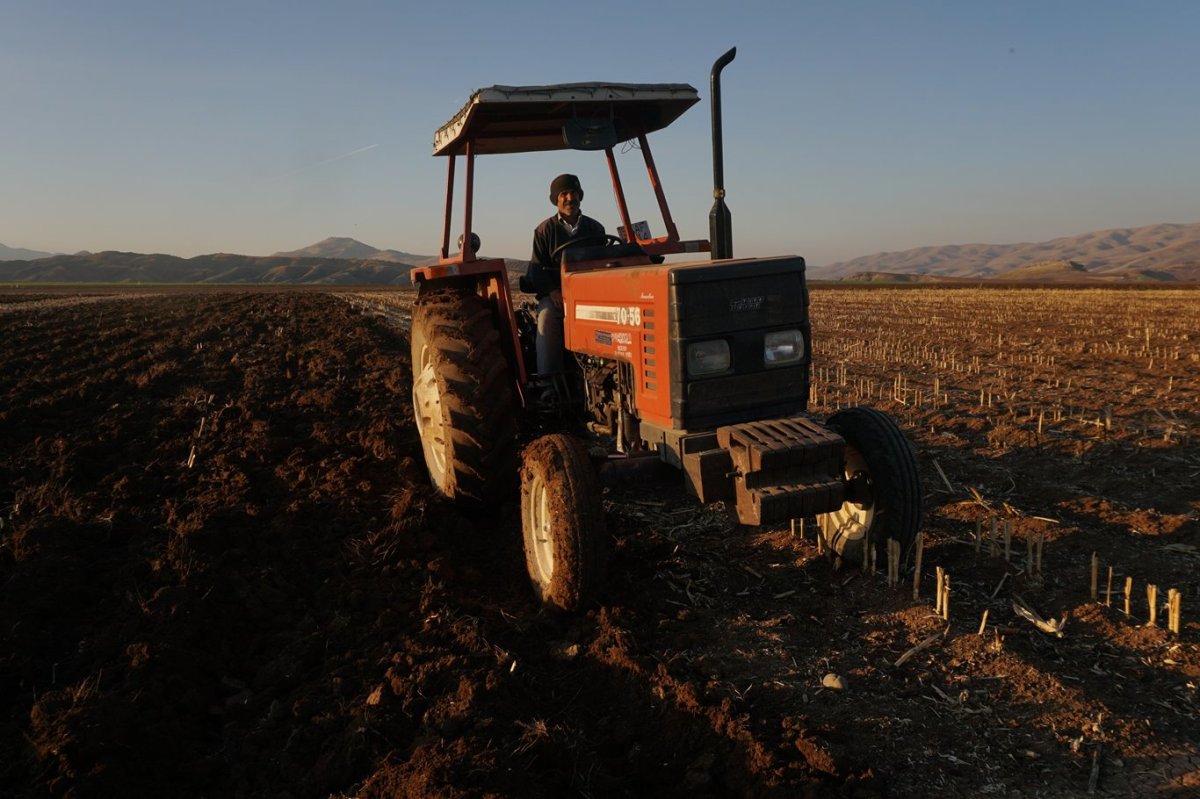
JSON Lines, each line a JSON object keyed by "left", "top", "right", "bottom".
{"left": 556, "top": 188, "right": 582, "bottom": 220}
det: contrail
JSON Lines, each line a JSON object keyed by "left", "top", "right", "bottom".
{"left": 265, "top": 144, "right": 380, "bottom": 183}
{"left": 312, "top": 143, "right": 379, "bottom": 167}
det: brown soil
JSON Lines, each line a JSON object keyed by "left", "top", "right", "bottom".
{"left": 1, "top": 289, "right": 1196, "bottom": 798}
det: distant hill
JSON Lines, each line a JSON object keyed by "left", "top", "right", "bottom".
{"left": 998, "top": 259, "right": 1092, "bottom": 282}
{"left": 274, "top": 237, "right": 437, "bottom": 266}
{"left": 837, "top": 272, "right": 962, "bottom": 284}
{"left": 815, "top": 221, "right": 1200, "bottom": 282}
{"left": 277, "top": 236, "right": 527, "bottom": 275}
{"left": 0, "top": 243, "right": 54, "bottom": 261}
{"left": 0, "top": 251, "right": 413, "bottom": 286}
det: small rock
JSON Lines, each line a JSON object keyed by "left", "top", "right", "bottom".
{"left": 822, "top": 673, "right": 848, "bottom": 690}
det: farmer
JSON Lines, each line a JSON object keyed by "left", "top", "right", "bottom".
{"left": 524, "top": 173, "right": 606, "bottom": 376}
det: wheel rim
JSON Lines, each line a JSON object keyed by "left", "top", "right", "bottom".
{"left": 824, "top": 445, "right": 876, "bottom": 548}
{"left": 526, "top": 473, "right": 555, "bottom": 584}
{"left": 412, "top": 343, "right": 450, "bottom": 491}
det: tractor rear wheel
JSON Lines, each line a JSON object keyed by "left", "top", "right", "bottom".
{"left": 520, "top": 434, "right": 605, "bottom": 611}
{"left": 816, "top": 406, "right": 922, "bottom": 564}
{"left": 410, "top": 289, "right": 518, "bottom": 505}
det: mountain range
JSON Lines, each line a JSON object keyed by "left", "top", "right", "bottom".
{"left": 0, "top": 251, "right": 417, "bottom": 286}
{"left": 3, "top": 222, "right": 1199, "bottom": 284}
{"left": 813, "top": 221, "right": 1200, "bottom": 282}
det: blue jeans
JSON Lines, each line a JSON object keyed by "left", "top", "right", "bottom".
{"left": 535, "top": 294, "right": 565, "bottom": 375}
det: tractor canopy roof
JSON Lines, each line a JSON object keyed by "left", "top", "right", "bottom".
{"left": 433, "top": 82, "right": 700, "bottom": 157}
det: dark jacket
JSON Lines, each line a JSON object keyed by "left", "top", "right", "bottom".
{"left": 524, "top": 214, "right": 606, "bottom": 298}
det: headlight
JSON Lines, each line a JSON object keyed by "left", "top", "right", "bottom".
{"left": 764, "top": 329, "right": 805, "bottom": 367}
{"left": 686, "top": 339, "right": 731, "bottom": 376}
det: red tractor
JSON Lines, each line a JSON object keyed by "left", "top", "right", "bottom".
{"left": 409, "top": 50, "right": 921, "bottom": 610}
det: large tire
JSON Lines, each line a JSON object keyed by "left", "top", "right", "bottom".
{"left": 816, "top": 406, "right": 922, "bottom": 564}
{"left": 410, "top": 289, "right": 518, "bottom": 505}
{"left": 520, "top": 434, "right": 605, "bottom": 611}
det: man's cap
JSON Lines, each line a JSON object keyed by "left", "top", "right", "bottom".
{"left": 550, "top": 174, "right": 583, "bottom": 203}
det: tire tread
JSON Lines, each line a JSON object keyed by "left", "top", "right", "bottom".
{"left": 410, "top": 289, "right": 518, "bottom": 504}
{"left": 520, "top": 434, "right": 605, "bottom": 611}
{"left": 823, "top": 406, "right": 922, "bottom": 560}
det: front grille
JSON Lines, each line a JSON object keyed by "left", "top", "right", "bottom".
{"left": 666, "top": 256, "right": 811, "bottom": 429}
{"left": 680, "top": 368, "right": 808, "bottom": 428}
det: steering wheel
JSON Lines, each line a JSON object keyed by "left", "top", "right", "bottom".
{"left": 551, "top": 234, "right": 624, "bottom": 261}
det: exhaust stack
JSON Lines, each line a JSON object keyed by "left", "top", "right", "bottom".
{"left": 709, "top": 47, "right": 736, "bottom": 260}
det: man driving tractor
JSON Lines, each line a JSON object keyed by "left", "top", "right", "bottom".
{"left": 524, "top": 173, "right": 606, "bottom": 376}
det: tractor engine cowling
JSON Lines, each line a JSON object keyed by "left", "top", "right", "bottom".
{"left": 563, "top": 254, "right": 811, "bottom": 433}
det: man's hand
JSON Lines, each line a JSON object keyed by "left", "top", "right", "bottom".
{"left": 550, "top": 289, "right": 563, "bottom": 310}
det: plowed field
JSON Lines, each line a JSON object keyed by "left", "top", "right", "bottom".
{"left": 1, "top": 288, "right": 1197, "bottom": 798}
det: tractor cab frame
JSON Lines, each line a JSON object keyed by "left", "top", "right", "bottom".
{"left": 411, "top": 80, "right": 716, "bottom": 397}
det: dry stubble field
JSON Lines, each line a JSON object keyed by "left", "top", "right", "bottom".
{"left": 1, "top": 286, "right": 1197, "bottom": 798}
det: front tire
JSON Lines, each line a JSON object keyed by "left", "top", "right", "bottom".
{"left": 520, "top": 434, "right": 605, "bottom": 611}
{"left": 410, "top": 289, "right": 518, "bottom": 505}
{"left": 816, "top": 406, "right": 922, "bottom": 564}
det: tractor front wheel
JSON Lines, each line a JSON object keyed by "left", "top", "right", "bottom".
{"left": 520, "top": 434, "right": 605, "bottom": 611}
{"left": 816, "top": 406, "right": 922, "bottom": 564}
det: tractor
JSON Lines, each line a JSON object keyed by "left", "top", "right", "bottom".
{"left": 408, "top": 49, "right": 922, "bottom": 611}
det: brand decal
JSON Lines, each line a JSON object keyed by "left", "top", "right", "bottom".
{"left": 730, "top": 296, "right": 764, "bottom": 312}
{"left": 594, "top": 330, "right": 613, "bottom": 346}
{"left": 576, "top": 304, "right": 643, "bottom": 327}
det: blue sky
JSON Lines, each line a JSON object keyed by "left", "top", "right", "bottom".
{"left": 2, "top": 1, "right": 1198, "bottom": 265}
